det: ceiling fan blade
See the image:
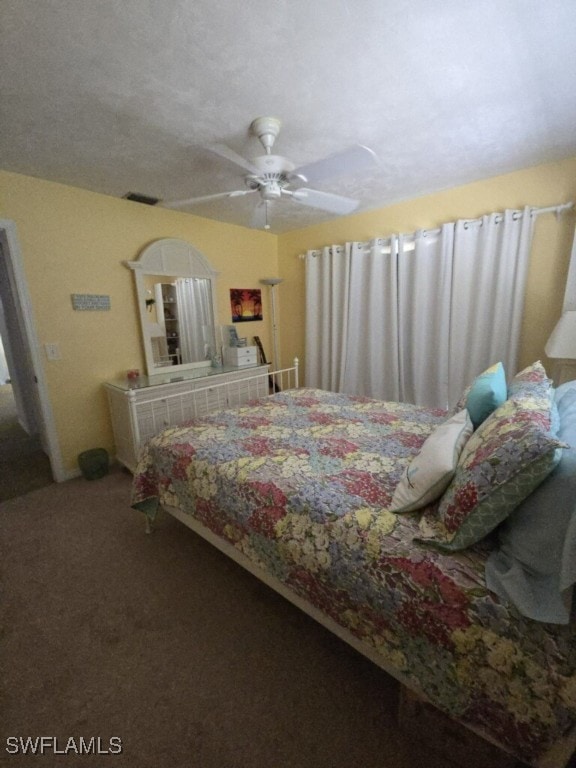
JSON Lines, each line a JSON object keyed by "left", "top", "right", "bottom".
{"left": 290, "top": 188, "right": 360, "bottom": 215}
{"left": 250, "top": 201, "right": 272, "bottom": 230}
{"left": 162, "top": 189, "right": 255, "bottom": 209}
{"left": 207, "top": 143, "right": 260, "bottom": 174}
{"left": 291, "top": 144, "right": 378, "bottom": 184}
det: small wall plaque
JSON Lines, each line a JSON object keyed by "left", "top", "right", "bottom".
{"left": 71, "top": 294, "right": 111, "bottom": 311}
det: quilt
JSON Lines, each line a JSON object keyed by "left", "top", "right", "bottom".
{"left": 132, "top": 388, "right": 576, "bottom": 765}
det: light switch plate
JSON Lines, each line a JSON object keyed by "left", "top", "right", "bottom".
{"left": 45, "top": 343, "right": 61, "bottom": 360}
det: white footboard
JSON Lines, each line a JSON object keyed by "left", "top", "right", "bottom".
{"left": 135, "top": 360, "right": 299, "bottom": 421}
{"left": 106, "top": 360, "right": 299, "bottom": 472}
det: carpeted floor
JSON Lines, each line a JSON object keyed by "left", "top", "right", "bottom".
{"left": 0, "top": 448, "right": 54, "bottom": 502}
{"left": 0, "top": 469, "right": 528, "bottom": 768}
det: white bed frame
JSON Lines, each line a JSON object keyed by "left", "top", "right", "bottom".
{"left": 137, "top": 361, "right": 300, "bottom": 425}
{"left": 109, "top": 361, "right": 299, "bottom": 473}
{"left": 155, "top": 504, "right": 576, "bottom": 768}
{"left": 142, "top": 364, "right": 576, "bottom": 768}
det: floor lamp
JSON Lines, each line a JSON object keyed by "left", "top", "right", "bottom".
{"left": 260, "top": 278, "right": 283, "bottom": 371}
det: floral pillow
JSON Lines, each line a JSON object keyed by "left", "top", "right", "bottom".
{"left": 485, "top": 388, "right": 576, "bottom": 624}
{"left": 507, "top": 360, "right": 557, "bottom": 434}
{"left": 507, "top": 360, "right": 553, "bottom": 401}
{"left": 417, "top": 395, "right": 565, "bottom": 551}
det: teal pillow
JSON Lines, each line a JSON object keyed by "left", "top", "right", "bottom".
{"left": 466, "top": 362, "right": 507, "bottom": 429}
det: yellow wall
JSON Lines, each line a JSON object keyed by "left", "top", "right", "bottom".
{"left": 277, "top": 156, "right": 576, "bottom": 380}
{"left": 2, "top": 157, "right": 576, "bottom": 478}
{"left": 0, "top": 170, "right": 279, "bottom": 476}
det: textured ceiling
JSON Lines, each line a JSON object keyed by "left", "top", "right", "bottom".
{"left": 1, "top": 0, "right": 575, "bottom": 233}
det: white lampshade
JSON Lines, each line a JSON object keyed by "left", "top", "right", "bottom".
{"left": 545, "top": 311, "right": 576, "bottom": 359}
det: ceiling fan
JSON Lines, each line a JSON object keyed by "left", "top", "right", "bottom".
{"left": 162, "top": 117, "right": 379, "bottom": 230}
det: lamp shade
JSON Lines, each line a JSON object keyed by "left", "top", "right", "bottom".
{"left": 545, "top": 311, "right": 576, "bottom": 359}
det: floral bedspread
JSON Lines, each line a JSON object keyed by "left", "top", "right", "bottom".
{"left": 132, "top": 388, "right": 576, "bottom": 766}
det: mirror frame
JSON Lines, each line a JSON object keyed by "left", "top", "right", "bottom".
{"left": 127, "top": 238, "right": 219, "bottom": 376}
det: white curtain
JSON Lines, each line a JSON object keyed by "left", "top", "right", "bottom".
{"left": 305, "top": 207, "right": 534, "bottom": 409}
{"left": 341, "top": 239, "right": 402, "bottom": 400}
{"left": 175, "top": 278, "right": 213, "bottom": 363}
{"left": 447, "top": 209, "right": 533, "bottom": 405}
{"left": 305, "top": 245, "right": 351, "bottom": 392}
{"left": 397, "top": 225, "right": 455, "bottom": 408}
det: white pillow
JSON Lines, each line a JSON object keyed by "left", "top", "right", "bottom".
{"left": 390, "top": 409, "right": 473, "bottom": 513}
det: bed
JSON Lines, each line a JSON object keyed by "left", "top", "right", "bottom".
{"left": 131, "top": 360, "right": 576, "bottom": 767}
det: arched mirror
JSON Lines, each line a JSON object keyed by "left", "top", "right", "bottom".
{"left": 128, "top": 238, "right": 219, "bottom": 376}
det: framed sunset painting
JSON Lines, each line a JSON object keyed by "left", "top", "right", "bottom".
{"left": 230, "top": 288, "right": 263, "bottom": 322}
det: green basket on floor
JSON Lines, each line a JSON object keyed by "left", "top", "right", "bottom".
{"left": 78, "top": 448, "right": 109, "bottom": 480}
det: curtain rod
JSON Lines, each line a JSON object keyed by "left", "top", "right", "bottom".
{"left": 532, "top": 201, "right": 573, "bottom": 217}
{"left": 298, "top": 201, "right": 574, "bottom": 259}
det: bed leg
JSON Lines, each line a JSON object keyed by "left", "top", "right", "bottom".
{"left": 145, "top": 516, "right": 152, "bottom": 534}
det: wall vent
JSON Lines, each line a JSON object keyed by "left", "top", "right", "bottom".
{"left": 122, "top": 192, "right": 159, "bottom": 205}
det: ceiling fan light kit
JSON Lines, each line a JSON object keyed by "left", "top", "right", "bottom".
{"left": 163, "top": 116, "right": 378, "bottom": 230}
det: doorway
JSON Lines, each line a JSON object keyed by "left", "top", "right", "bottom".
{"left": 0, "top": 378, "right": 53, "bottom": 501}
{"left": 0, "top": 221, "right": 62, "bottom": 501}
